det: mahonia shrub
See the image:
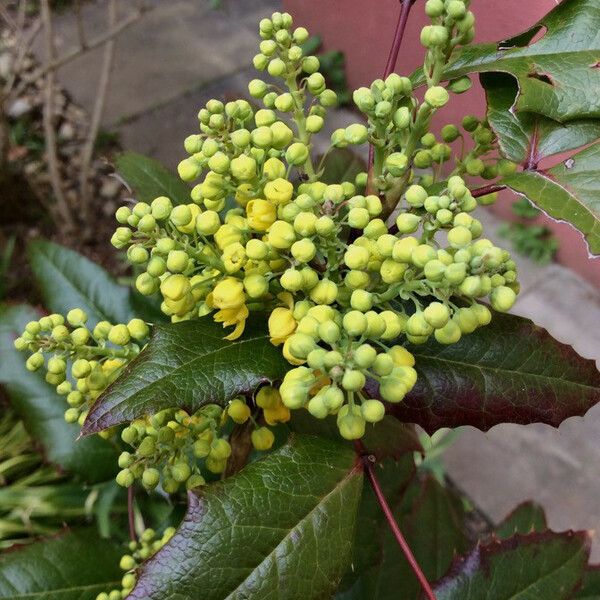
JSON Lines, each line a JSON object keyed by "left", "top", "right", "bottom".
{"left": 5, "top": 1, "right": 600, "bottom": 599}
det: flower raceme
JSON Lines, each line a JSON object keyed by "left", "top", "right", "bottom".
{"left": 17, "top": 4, "right": 520, "bottom": 450}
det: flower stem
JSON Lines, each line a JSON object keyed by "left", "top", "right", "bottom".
{"left": 356, "top": 443, "right": 437, "bottom": 600}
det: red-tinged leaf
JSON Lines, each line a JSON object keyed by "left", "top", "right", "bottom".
{"left": 433, "top": 531, "right": 590, "bottom": 600}
{"left": 375, "top": 311, "right": 600, "bottom": 433}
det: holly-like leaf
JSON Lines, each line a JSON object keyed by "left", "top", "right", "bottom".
{"left": 128, "top": 435, "right": 363, "bottom": 600}
{"left": 339, "top": 476, "right": 469, "bottom": 599}
{"left": 320, "top": 147, "right": 366, "bottom": 184}
{"left": 433, "top": 531, "right": 590, "bottom": 600}
{"left": 496, "top": 501, "right": 548, "bottom": 539}
{"left": 576, "top": 568, "right": 600, "bottom": 599}
{"left": 0, "top": 305, "right": 117, "bottom": 482}
{"left": 115, "top": 151, "right": 191, "bottom": 205}
{"left": 28, "top": 240, "right": 135, "bottom": 326}
{"left": 482, "top": 72, "right": 600, "bottom": 165}
{"left": 420, "top": 0, "right": 600, "bottom": 122}
{"left": 0, "top": 528, "right": 122, "bottom": 599}
{"left": 501, "top": 144, "right": 600, "bottom": 255}
{"left": 82, "top": 316, "right": 289, "bottom": 434}
{"left": 382, "top": 310, "right": 600, "bottom": 433}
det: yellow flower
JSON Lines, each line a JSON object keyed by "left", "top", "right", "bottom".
{"left": 214, "top": 303, "right": 249, "bottom": 340}
{"left": 268, "top": 307, "right": 297, "bottom": 345}
{"left": 199, "top": 171, "right": 226, "bottom": 200}
{"left": 389, "top": 346, "right": 415, "bottom": 367}
{"left": 222, "top": 242, "right": 247, "bottom": 274}
{"left": 256, "top": 386, "right": 280, "bottom": 409}
{"left": 161, "top": 274, "right": 191, "bottom": 301}
{"left": 283, "top": 337, "right": 306, "bottom": 365}
{"left": 267, "top": 220, "right": 296, "bottom": 249}
{"left": 235, "top": 183, "right": 255, "bottom": 207}
{"left": 214, "top": 224, "right": 243, "bottom": 251}
{"left": 246, "top": 199, "right": 277, "bottom": 232}
{"left": 264, "top": 401, "right": 290, "bottom": 425}
{"left": 210, "top": 277, "right": 245, "bottom": 309}
{"left": 264, "top": 178, "right": 294, "bottom": 205}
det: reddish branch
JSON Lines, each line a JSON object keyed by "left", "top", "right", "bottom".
{"left": 366, "top": 0, "right": 417, "bottom": 194}
{"left": 128, "top": 486, "right": 137, "bottom": 541}
{"left": 471, "top": 183, "right": 506, "bottom": 198}
{"left": 356, "top": 442, "right": 436, "bottom": 599}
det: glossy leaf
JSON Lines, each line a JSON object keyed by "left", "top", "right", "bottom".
{"left": 482, "top": 72, "right": 600, "bottom": 164}
{"left": 0, "top": 305, "right": 117, "bottom": 482}
{"left": 129, "top": 435, "right": 363, "bottom": 600}
{"left": 28, "top": 240, "right": 134, "bottom": 326}
{"left": 502, "top": 144, "right": 600, "bottom": 255}
{"left": 115, "top": 151, "right": 191, "bottom": 205}
{"left": 433, "top": 531, "right": 590, "bottom": 600}
{"left": 320, "top": 147, "right": 366, "bottom": 184}
{"left": 576, "top": 568, "right": 600, "bottom": 599}
{"left": 419, "top": 0, "right": 600, "bottom": 122}
{"left": 496, "top": 501, "right": 548, "bottom": 539}
{"left": 382, "top": 310, "right": 600, "bottom": 433}
{"left": 339, "top": 476, "right": 468, "bottom": 599}
{"left": 0, "top": 528, "right": 122, "bottom": 599}
{"left": 82, "top": 315, "right": 289, "bottom": 434}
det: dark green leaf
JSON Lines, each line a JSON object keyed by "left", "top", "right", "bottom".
{"left": 320, "top": 148, "right": 366, "bottom": 184}
{"left": 496, "top": 501, "right": 548, "bottom": 539}
{"left": 433, "top": 531, "right": 590, "bottom": 600}
{"left": 289, "top": 413, "right": 422, "bottom": 460}
{"left": 417, "top": 0, "right": 600, "bottom": 122}
{"left": 28, "top": 240, "right": 134, "bottom": 327}
{"left": 339, "top": 476, "right": 469, "bottom": 599}
{"left": 383, "top": 310, "right": 600, "bottom": 433}
{"left": 0, "top": 305, "right": 117, "bottom": 482}
{"left": 482, "top": 72, "right": 600, "bottom": 164}
{"left": 82, "top": 315, "right": 289, "bottom": 434}
{"left": 128, "top": 435, "right": 363, "bottom": 600}
{"left": 502, "top": 144, "right": 600, "bottom": 255}
{"left": 337, "top": 455, "right": 416, "bottom": 599}
{"left": 576, "top": 568, "right": 600, "bottom": 599}
{"left": 0, "top": 528, "right": 122, "bottom": 599}
{"left": 116, "top": 151, "right": 191, "bottom": 205}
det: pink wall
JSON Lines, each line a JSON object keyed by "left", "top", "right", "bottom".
{"left": 282, "top": 0, "right": 600, "bottom": 287}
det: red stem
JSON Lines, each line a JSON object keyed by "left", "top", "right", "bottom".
{"left": 128, "top": 486, "right": 137, "bottom": 541}
{"left": 471, "top": 183, "right": 506, "bottom": 198}
{"left": 356, "top": 444, "right": 436, "bottom": 600}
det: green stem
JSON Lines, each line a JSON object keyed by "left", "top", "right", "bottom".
{"left": 286, "top": 75, "right": 317, "bottom": 179}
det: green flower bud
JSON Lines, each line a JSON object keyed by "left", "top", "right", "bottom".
{"left": 420, "top": 25, "right": 449, "bottom": 47}
{"left": 308, "top": 394, "right": 329, "bottom": 419}
{"left": 285, "top": 142, "right": 309, "bottom": 165}
{"left": 127, "top": 318, "right": 149, "bottom": 341}
{"left": 166, "top": 249, "right": 189, "bottom": 273}
{"left": 51, "top": 325, "right": 70, "bottom": 342}
{"left": 393, "top": 106, "right": 411, "bottom": 129}
{"left": 411, "top": 244, "right": 437, "bottom": 267}
{"left": 434, "top": 320, "right": 462, "bottom": 344}
{"left": 406, "top": 312, "right": 433, "bottom": 337}
{"left": 306, "top": 72, "right": 326, "bottom": 95}
{"left": 115, "top": 206, "right": 131, "bottom": 224}
{"left": 66, "top": 308, "right": 87, "bottom": 327}
{"left": 423, "top": 302, "right": 450, "bottom": 328}
{"left": 270, "top": 121, "right": 294, "bottom": 148}
{"left": 447, "top": 0, "right": 467, "bottom": 19}
{"left": 230, "top": 154, "right": 257, "bottom": 181}
{"left": 253, "top": 53, "right": 269, "bottom": 70}
{"left": 70, "top": 327, "right": 90, "bottom": 346}
{"left": 136, "top": 272, "right": 159, "bottom": 296}
{"left": 108, "top": 324, "right": 131, "bottom": 346}
{"left": 291, "top": 238, "right": 317, "bottom": 263}
{"left": 424, "top": 86, "right": 449, "bottom": 108}
{"left": 342, "top": 369, "right": 366, "bottom": 392}
{"left": 441, "top": 124, "right": 460, "bottom": 143}
{"left": 302, "top": 55, "right": 320, "bottom": 74}
{"left": 448, "top": 225, "right": 473, "bottom": 248}
{"left": 274, "top": 93, "right": 295, "bottom": 112}
{"left": 309, "top": 279, "right": 338, "bottom": 304}
{"left": 342, "top": 310, "right": 367, "bottom": 336}
{"left": 116, "top": 469, "right": 134, "bottom": 488}
{"left": 231, "top": 128, "right": 251, "bottom": 148}
{"left": 319, "top": 89, "right": 338, "bottom": 107}
{"left": 151, "top": 196, "right": 173, "bottom": 220}
{"left": 490, "top": 286, "right": 516, "bottom": 312}
{"left": 293, "top": 26, "right": 309, "bottom": 43}
{"left": 414, "top": 150, "right": 433, "bottom": 168}
{"left": 142, "top": 468, "right": 160, "bottom": 489}
{"left": 345, "top": 124, "right": 368, "bottom": 145}
{"left": 268, "top": 58, "right": 286, "bottom": 77}
{"left": 396, "top": 213, "right": 420, "bottom": 234}
{"left": 251, "top": 427, "right": 275, "bottom": 451}
{"left": 251, "top": 125, "right": 273, "bottom": 149}
{"left": 362, "top": 399, "right": 385, "bottom": 423}
{"left": 354, "top": 344, "right": 377, "bottom": 368}
{"left": 127, "top": 245, "right": 149, "bottom": 265}
{"left": 248, "top": 78, "right": 268, "bottom": 98}
{"left": 338, "top": 412, "right": 365, "bottom": 440}
{"left": 26, "top": 352, "right": 45, "bottom": 372}
{"left": 177, "top": 158, "right": 201, "bottom": 182}
{"left": 353, "top": 87, "right": 375, "bottom": 112}
{"left": 462, "top": 115, "right": 479, "bottom": 132}
{"left": 385, "top": 152, "right": 409, "bottom": 176}
{"left": 255, "top": 109, "right": 277, "bottom": 127}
